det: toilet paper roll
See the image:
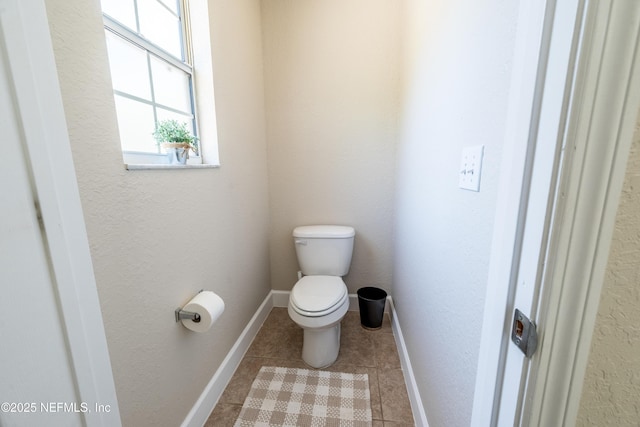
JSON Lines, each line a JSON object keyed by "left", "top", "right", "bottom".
{"left": 181, "top": 291, "right": 225, "bottom": 332}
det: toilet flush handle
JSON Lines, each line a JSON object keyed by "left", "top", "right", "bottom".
{"left": 295, "top": 239, "right": 307, "bottom": 246}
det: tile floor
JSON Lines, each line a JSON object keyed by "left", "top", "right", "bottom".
{"left": 206, "top": 308, "right": 415, "bottom": 426}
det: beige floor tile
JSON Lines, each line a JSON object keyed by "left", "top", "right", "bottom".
{"left": 337, "top": 331, "right": 376, "bottom": 367}
{"left": 207, "top": 309, "right": 413, "bottom": 426}
{"left": 361, "top": 367, "right": 383, "bottom": 421}
{"left": 205, "top": 403, "right": 241, "bottom": 427}
{"left": 372, "top": 333, "right": 401, "bottom": 369}
{"left": 218, "top": 357, "right": 265, "bottom": 405}
{"left": 378, "top": 369, "right": 414, "bottom": 425}
{"left": 245, "top": 310, "right": 302, "bottom": 360}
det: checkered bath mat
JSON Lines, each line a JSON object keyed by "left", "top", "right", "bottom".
{"left": 234, "top": 366, "right": 372, "bottom": 427}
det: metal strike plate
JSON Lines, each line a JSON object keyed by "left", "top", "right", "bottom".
{"left": 511, "top": 309, "right": 538, "bottom": 358}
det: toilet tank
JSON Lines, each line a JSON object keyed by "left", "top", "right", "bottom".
{"left": 293, "top": 225, "right": 355, "bottom": 276}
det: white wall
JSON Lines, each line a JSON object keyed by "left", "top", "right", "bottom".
{"left": 394, "top": 0, "right": 519, "bottom": 425}
{"left": 43, "top": 0, "right": 270, "bottom": 426}
{"left": 262, "top": 0, "right": 400, "bottom": 294}
{"left": 577, "top": 112, "right": 640, "bottom": 425}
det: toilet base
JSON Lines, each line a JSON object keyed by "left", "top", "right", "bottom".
{"left": 302, "top": 323, "right": 341, "bottom": 368}
{"left": 288, "top": 289, "right": 349, "bottom": 369}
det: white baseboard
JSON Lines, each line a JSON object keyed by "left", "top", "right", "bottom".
{"left": 388, "top": 298, "right": 429, "bottom": 427}
{"left": 182, "top": 290, "right": 426, "bottom": 427}
{"left": 180, "top": 291, "right": 274, "bottom": 427}
{"left": 270, "top": 290, "right": 290, "bottom": 308}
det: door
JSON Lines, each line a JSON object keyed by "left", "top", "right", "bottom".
{"left": 470, "top": 0, "right": 576, "bottom": 423}
{"left": 523, "top": 2, "right": 640, "bottom": 425}
{"left": 473, "top": 0, "right": 640, "bottom": 425}
{"left": 0, "top": 0, "right": 121, "bottom": 426}
{"left": 0, "top": 56, "right": 82, "bottom": 425}
{"left": 495, "top": 0, "right": 584, "bottom": 424}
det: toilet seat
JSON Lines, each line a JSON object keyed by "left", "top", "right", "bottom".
{"left": 290, "top": 276, "right": 347, "bottom": 317}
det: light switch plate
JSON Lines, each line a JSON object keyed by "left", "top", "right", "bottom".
{"left": 459, "top": 145, "right": 484, "bottom": 192}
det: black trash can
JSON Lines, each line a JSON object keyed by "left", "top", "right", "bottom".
{"left": 357, "top": 287, "right": 387, "bottom": 330}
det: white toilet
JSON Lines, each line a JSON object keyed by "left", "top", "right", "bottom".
{"left": 288, "top": 225, "right": 355, "bottom": 369}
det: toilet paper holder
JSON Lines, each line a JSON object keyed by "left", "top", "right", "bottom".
{"left": 175, "top": 308, "right": 201, "bottom": 323}
{"left": 175, "top": 290, "right": 203, "bottom": 323}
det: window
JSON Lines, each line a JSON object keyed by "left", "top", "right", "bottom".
{"left": 101, "top": 0, "right": 202, "bottom": 164}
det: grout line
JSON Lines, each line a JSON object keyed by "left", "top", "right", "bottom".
{"left": 375, "top": 366, "right": 385, "bottom": 423}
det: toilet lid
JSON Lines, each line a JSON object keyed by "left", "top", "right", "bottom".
{"left": 290, "top": 276, "right": 347, "bottom": 315}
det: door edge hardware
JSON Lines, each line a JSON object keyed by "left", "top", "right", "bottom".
{"left": 511, "top": 309, "right": 538, "bottom": 358}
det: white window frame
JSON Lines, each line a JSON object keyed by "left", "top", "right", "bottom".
{"left": 102, "top": 0, "right": 204, "bottom": 166}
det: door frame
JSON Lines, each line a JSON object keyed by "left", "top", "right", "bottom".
{"left": 1, "top": 0, "right": 121, "bottom": 425}
{"left": 524, "top": 2, "right": 640, "bottom": 425}
{"left": 471, "top": 0, "right": 640, "bottom": 425}
{"left": 471, "top": 0, "right": 559, "bottom": 422}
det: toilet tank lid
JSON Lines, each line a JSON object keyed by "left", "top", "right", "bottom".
{"left": 293, "top": 225, "right": 355, "bottom": 238}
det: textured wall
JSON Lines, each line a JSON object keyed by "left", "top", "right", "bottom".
{"left": 394, "top": 0, "right": 519, "bottom": 425}
{"left": 262, "top": 0, "right": 400, "bottom": 293}
{"left": 577, "top": 111, "right": 640, "bottom": 426}
{"left": 43, "top": 1, "right": 271, "bottom": 426}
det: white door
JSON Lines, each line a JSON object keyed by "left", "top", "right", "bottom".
{"left": 470, "top": 0, "right": 575, "bottom": 423}
{"left": 473, "top": 0, "right": 640, "bottom": 425}
{"left": 522, "top": 2, "right": 640, "bottom": 425}
{"left": 495, "top": 0, "right": 584, "bottom": 424}
{"left": 0, "top": 0, "right": 121, "bottom": 426}
{"left": 0, "top": 56, "right": 82, "bottom": 425}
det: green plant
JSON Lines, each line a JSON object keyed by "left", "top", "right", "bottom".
{"left": 152, "top": 120, "right": 198, "bottom": 151}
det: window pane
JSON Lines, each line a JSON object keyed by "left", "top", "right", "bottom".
{"left": 114, "top": 95, "right": 157, "bottom": 153}
{"left": 156, "top": 108, "right": 193, "bottom": 130}
{"left": 150, "top": 56, "right": 191, "bottom": 113}
{"left": 138, "top": 0, "right": 182, "bottom": 59}
{"left": 105, "top": 31, "right": 152, "bottom": 101}
{"left": 101, "top": 0, "right": 137, "bottom": 32}
{"left": 158, "top": 0, "right": 179, "bottom": 15}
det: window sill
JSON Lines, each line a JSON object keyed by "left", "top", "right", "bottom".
{"left": 125, "top": 163, "right": 219, "bottom": 171}
{"left": 122, "top": 151, "right": 219, "bottom": 170}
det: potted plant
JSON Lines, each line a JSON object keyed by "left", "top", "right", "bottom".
{"left": 152, "top": 119, "right": 198, "bottom": 165}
